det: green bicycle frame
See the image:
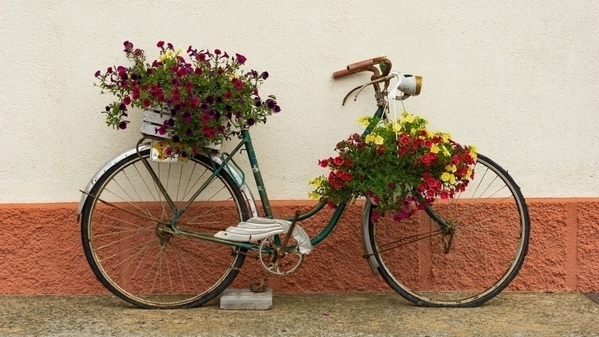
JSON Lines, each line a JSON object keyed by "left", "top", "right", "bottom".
{"left": 242, "top": 105, "right": 386, "bottom": 248}
{"left": 158, "top": 105, "right": 386, "bottom": 250}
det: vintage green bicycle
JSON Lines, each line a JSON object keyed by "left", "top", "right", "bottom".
{"left": 79, "top": 56, "right": 530, "bottom": 309}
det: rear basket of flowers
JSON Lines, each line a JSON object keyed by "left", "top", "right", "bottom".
{"left": 95, "top": 40, "right": 281, "bottom": 157}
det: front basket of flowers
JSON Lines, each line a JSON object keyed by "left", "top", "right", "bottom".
{"left": 95, "top": 40, "right": 280, "bottom": 156}
{"left": 309, "top": 112, "right": 477, "bottom": 223}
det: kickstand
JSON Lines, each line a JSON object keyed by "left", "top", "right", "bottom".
{"left": 250, "top": 274, "right": 268, "bottom": 293}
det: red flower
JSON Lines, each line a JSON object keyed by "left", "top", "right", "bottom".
{"left": 333, "top": 156, "right": 344, "bottom": 166}
{"left": 318, "top": 159, "right": 329, "bottom": 168}
{"left": 232, "top": 78, "right": 244, "bottom": 90}
{"left": 142, "top": 98, "right": 151, "bottom": 108}
{"left": 235, "top": 53, "right": 247, "bottom": 65}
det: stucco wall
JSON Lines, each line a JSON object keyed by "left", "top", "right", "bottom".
{"left": 0, "top": 200, "right": 598, "bottom": 294}
{"left": 1, "top": 1, "right": 598, "bottom": 203}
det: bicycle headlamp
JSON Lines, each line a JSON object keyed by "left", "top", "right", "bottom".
{"left": 398, "top": 74, "right": 422, "bottom": 96}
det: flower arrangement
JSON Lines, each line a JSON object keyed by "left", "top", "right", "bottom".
{"left": 309, "top": 112, "right": 477, "bottom": 222}
{"left": 95, "top": 40, "right": 280, "bottom": 155}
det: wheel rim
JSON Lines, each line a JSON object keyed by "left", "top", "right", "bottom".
{"left": 371, "top": 154, "right": 529, "bottom": 306}
{"left": 83, "top": 151, "right": 246, "bottom": 308}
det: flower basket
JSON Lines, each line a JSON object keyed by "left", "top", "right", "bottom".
{"left": 95, "top": 40, "right": 281, "bottom": 156}
{"left": 309, "top": 112, "right": 477, "bottom": 223}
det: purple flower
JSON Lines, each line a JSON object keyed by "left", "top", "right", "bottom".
{"left": 235, "top": 53, "right": 247, "bottom": 65}
{"left": 119, "top": 121, "right": 128, "bottom": 130}
{"left": 261, "top": 71, "right": 269, "bottom": 80}
{"left": 156, "top": 41, "right": 165, "bottom": 48}
{"left": 214, "top": 49, "right": 221, "bottom": 55}
{"left": 94, "top": 70, "right": 101, "bottom": 77}
{"left": 123, "top": 41, "right": 133, "bottom": 52}
{"left": 182, "top": 111, "right": 191, "bottom": 123}
{"left": 156, "top": 125, "right": 167, "bottom": 135}
{"left": 274, "top": 105, "right": 281, "bottom": 113}
{"left": 247, "top": 118, "right": 255, "bottom": 126}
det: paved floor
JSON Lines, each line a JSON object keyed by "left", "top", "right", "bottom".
{"left": 0, "top": 292, "right": 598, "bottom": 336}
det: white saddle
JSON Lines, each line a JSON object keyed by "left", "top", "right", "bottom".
{"left": 214, "top": 217, "right": 312, "bottom": 254}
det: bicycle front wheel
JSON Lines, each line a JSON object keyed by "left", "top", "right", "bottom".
{"left": 367, "top": 153, "right": 530, "bottom": 307}
{"left": 81, "top": 148, "right": 249, "bottom": 308}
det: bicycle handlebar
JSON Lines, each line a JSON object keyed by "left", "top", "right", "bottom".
{"left": 332, "top": 56, "right": 392, "bottom": 79}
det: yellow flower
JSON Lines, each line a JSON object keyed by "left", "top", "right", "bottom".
{"left": 165, "top": 49, "right": 176, "bottom": 59}
{"left": 430, "top": 145, "right": 439, "bottom": 154}
{"left": 392, "top": 122, "right": 402, "bottom": 133}
{"left": 445, "top": 164, "right": 457, "bottom": 173}
{"left": 308, "top": 191, "right": 320, "bottom": 200}
{"left": 364, "top": 134, "right": 384, "bottom": 145}
{"left": 466, "top": 167, "right": 474, "bottom": 179}
{"left": 441, "top": 172, "right": 456, "bottom": 183}
{"left": 401, "top": 112, "right": 415, "bottom": 124}
{"left": 358, "top": 116, "right": 370, "bottom": 127}
{"left": 309, "top": 176, "right": 325, "bottom": 187}
{"left": 442, "top": 133, "right": 451, "bottom": 143}
{"left": 468, "top": 146, "right": 478, "bottom": 161}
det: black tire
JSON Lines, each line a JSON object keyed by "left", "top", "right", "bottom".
{"left": 81, "top": 149, "right": 249, "bottom": 308}
{"left": 367, "top": 154, "right": 530, "bottom": 307}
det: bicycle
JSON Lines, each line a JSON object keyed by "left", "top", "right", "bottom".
{"left": 78, "top": 56, "right": 530, "bottom": 309}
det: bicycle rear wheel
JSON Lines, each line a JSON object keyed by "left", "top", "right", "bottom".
{"left": 81, "top": 148, "right": 249, "bottom": 308}
{"left": 367, "top": 154, "right": 529, "bottom": 307}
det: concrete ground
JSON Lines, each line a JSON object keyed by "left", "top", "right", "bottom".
{"left": 0, "top": 292, "right": 598, "bottom": 336}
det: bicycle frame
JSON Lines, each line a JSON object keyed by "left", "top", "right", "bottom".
{"left": 164, "top": 104, "right": 387, "bottom": 252}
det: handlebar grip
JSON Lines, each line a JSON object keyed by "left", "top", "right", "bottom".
{"left": 332, "top": 58, "right": 374, "bottom": 79}
{"left": 332, "top": 57, "right": 390, "bottom": 79}
{"left": 332, "top": 68, "right": 354, "bottom": 79}
{"left": 347, "top": 59, "right": 375, "bottom": 72}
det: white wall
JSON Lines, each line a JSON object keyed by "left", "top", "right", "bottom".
{"left": 1, "top": 0, "right": 597, "bottom": 203}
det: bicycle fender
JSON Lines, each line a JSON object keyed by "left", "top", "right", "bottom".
{"left": 361, "top": 201, "right": 381, "bottom": 275}
{"left": 77, "top": 143, "right": 153, "bottom": 215}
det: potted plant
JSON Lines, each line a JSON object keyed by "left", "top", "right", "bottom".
{"left": 95, "top": 40, "right": 280, "bottom": 156}
{"left": 309, "top": 112, "right": 477, "bottom": 222}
